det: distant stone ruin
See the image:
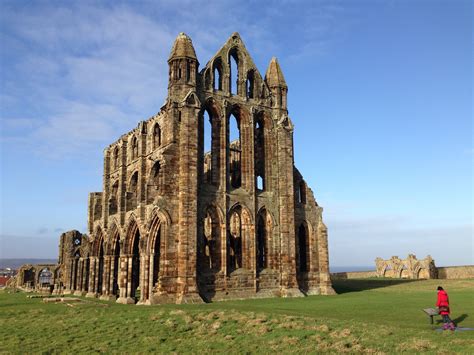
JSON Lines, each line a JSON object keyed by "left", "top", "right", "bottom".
{"left": 375, "top": 254, "right": 437, "bottom": 279}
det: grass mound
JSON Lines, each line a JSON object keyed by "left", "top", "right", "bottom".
{"left": 1, "top": 279, "right": 473, "bottom": 353}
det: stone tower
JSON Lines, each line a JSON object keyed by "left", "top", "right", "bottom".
{"left": 58, "top": 32, "right": 335, "bottom": 304}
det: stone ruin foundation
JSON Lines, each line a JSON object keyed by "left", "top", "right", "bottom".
{"left": 375, "top": 254, "right": 437, "bottom": 279}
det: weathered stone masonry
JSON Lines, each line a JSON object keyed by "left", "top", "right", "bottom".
{"left": 52, "top": 33, "right": 336, "bottom": 304}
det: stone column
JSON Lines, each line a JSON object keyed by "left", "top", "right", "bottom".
{"left": 176, "top": 104, "right": 202, "bottom": 303}
{"left": 81, "top": 259, "right": 89, "bottom": 292}
{"left": 109, "top": 257, "right": 115, "bottom": 295}
{"left": 317, "top": 219, "right": 335, "bottom": 295}
{"left": 117, "top": 255, "right": 135, "bottom": 304}
{"left": 148, "top": 254, "right": 155, "bottom": 302}
{"left": 74, "top": 259, "right": 84, "bottom": 295}
{"left": 137, "top": 254, "right": 150, "bottom": 305}
{"left": 86, "top": 257, "right": 97, "bottom": 297}
{"left": 275, "top": 122, "right": 301, "bottom": 297}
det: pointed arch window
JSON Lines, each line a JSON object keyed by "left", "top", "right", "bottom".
{"left": 297, "top": 182, "right": 306, "bottom": 204}
{"left": 254, "top": 113, "right": 265, "bottom": 191}
{"left": 113, "top": 147, "right": 119, "bottom": 170}
{"left": 109, "top": 181, "right": 119, "bottom": 215}
{"left": 213, "top": 58, "right": 223, "bottom": 91}
{"left": 153, "top": 124, "right": 161, "bottom": 149}
{"left": 229, "top": 111, "right": 241, "bottom": 189}
{"left": 131, "top": 136, "right": 138, "bottom": 160}
{"left": 127, "top": 172, "right": 138, "bottom": 211}
{"left": 229, "top": 50, "right": 239, "bottom": 95}
{"left": 246, "top": 70, "right": 255, "bottom": 99}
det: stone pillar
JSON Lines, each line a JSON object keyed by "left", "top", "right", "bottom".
{"left": 148, "top": 254, "right": 155, "bottom": 301}
{"left": 275, "top": 121, "right": 301, "bottom": 297}
{"left": 81, "top": 259, "right": 89, "bottom": 292}
{"left": 100, "top": 256, "right": 115, "bottom": 300}
{"left": 74, "top": 259, "right": 84, "bottom": 295}
{"left": 109, "top": 257, "right": 115, "bottom": 294}
{"left": 176, "top": 104, "right": 202, "bottom": 303}
{"left": 86, "top": 257, "right": 97, "bottom": 297}
{"left": 317, "top": 219, "right": 335, "bottom": 295}
{"left": 117, "top": 255, "right": 134, "bottom": 303}
{"left": 137, "top": 254, "right": 150, "bottom": 305}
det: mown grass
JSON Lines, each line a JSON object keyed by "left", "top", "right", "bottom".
{"left": 1, "top": 279, "right": 473, "bottom": 353}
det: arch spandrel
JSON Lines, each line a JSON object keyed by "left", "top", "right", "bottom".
{"left": 202, "top": 97, "right": 223, "bottom": 119}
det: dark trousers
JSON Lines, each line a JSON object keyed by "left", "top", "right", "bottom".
{"left": 442, "top": 314, "right": 452, "bottom": 323}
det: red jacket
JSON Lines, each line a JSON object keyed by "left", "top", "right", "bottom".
{"left": 436, "top": 290, "right": 450, "bottom": 315}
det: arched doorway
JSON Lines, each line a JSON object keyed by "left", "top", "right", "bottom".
{"left": 198, "top": 206, "right": 222, "bottom": 301}
{"left": 228, "top": 208, "right": 243, "bottom": 273}
{"left": 256, "top": 212, "right": 267, "bottom": 272}
{"left": 130, "top": 228, "right": 141, "bottom": 300}
{"left": 39, "top": 268, "right": 52, "bottom": 287}
{"left": 112, "top": 235, "right": 120, "bottom": 295}
{"left": 151, "top": 225, "right": 161, "bottom": 290}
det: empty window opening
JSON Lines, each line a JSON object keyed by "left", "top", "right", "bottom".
{"left": 229, "top": 51, "right": 238, "bottom": 95}
{"left": 257, "top": 175, "right": 264, "bottom": 191}
{"left": 39, "top": 268, "right": 52, "bottom": 286}
{"left": 213, "top": 59, "right": 223, "bottom": 91}
{"left": 256, "top": 213, "right": 267, "bottom": 270}
{"left": 112, "top": 236, "right": 120, "bottom": 295}
{"left": 246, "top": 70, "right": 254, "bottom": 99}
{"left": 109, "top": 181, "right": 119, "bottom": 215}
{"left": 254, "top": 115, "right": 265, "bottom": 191}
{"left": 131, "top": 229, "right": 140, "bottom": 300}
{"left": 128, "top": 172, "right": 138, "bottom": 210}
{"left": 152, "top": 226, "right": 161, "bottom": 287}
{"left": 229, "top": 112, "right": 241, "bottom": 189}
{"left": 153, "top": 124, "right": 161, "bottom": 148}
{"left": 203, "top": 110, "right": 212, "bottom": 184}
{"left": 186, "top": 61, "right": 191, "bottom": 82}
{"left": 147, "top": 162, "right": 162, "bottom": 203}
{"left": 151, "top": 162, "right": 161, "bottom": 186}
{"left": 131, "top": 137, "right": 138, "bottom": 159}
{"left": 204, "top": 110, "right": 212, "bottom": 153}
{"left": 297, "top": 182, "right": 306, "bottom": 204}
{"left": 228, "top": 210, "right": 242, "bottom": 272}
{"left": 113, "top": 148, "right": 119, "bottom": 169}
{"left": 229, "top": 113, "right": 240, "bottom": 143}
{"left": 298, "top": 224, "right": 308, "bottom": 272}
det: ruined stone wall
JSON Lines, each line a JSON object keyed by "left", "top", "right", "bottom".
{"left": 437, "top": 266, "right": 474, "bottom": 279}
{"left": 375, "top": 255, "right": 437, "bottom": 279}
{"left": 51, "top": 32, "right": 334, "bottom": 304}
{"left": 331, "top": 271, "right": 377, "bottom": 280}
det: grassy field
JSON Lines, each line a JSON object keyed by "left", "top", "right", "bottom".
{"left": 1, "top": 278, "right": 473, "bottom": 353}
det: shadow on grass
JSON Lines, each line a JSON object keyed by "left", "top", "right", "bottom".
{"left": 332, "top": 278, "right": 420, "bottom": 294}
{"left": 453, "top": 314, "right": 469, "bottom": 325}
{"left": 436, "top": 314, "right": 468, "bottom": 326}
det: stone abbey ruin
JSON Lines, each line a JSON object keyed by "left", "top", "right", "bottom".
{"left": 10, "top": 33, "right": 335, "bottom": 303}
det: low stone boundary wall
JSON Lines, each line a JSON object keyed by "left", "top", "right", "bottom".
{"left": 330, "top": 265, "right": 474, "bottom": 280}
{"left": 437, "top": 265, "right": 474, "bottom": 279}
{"left": 331, "top": 271, "right": 377, "bottom": 280}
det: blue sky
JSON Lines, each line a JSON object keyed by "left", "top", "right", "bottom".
{"left": 0, "top": 0, "right": 472, "bottom": 266}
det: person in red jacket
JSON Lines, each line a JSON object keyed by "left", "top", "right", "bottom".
{"left": 436, "top": 286, "right": 455, "bottom": 330}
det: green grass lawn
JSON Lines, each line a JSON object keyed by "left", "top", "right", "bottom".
{"left": 1, "top": 279, "right": 473, "bottom": 353}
